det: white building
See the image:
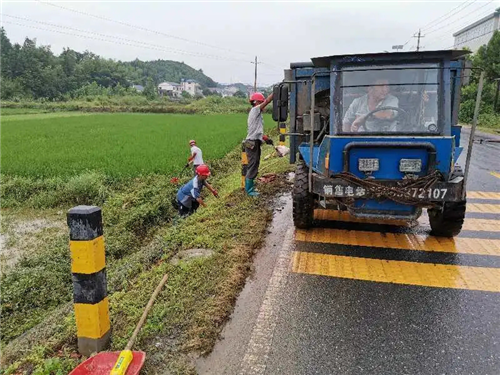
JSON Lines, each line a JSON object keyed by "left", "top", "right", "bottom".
{"left": 181, "top": 79, "right": 201, "bottom": 96}
{"left": 158, "top": 82, "right": 181, "bottom": 97}
{"left": 453, "top": 8, "right": 500, "bottom": 52}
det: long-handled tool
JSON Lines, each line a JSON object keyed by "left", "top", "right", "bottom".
{"left": 170, "top": 164, "right": 190, "bottom": 184}
{"left": 70, "top": 274, "right": 169, "bottom": 375}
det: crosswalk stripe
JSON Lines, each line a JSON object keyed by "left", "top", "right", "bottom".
{"left": 292, "top": 251, "right": 500, "bottom": 292}
{"left": 468, "top": 191, "right": 500, "bottom": 200}
{"left": 315, "top": 210, "right": 500, "bottom": 232}
{"left": 459, "top": 218, "right": 500, "bottom": 232}
{"left": 295, "top": 228, "right": 500, "bottom": 256}
{"left": 467, "top": 203, "right": 500, "bottom": 214}
{"left": 314, "top": 210, "right": 411, "bottom": 226}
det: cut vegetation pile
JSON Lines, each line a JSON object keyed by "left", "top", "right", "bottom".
{"left": 1, "top": 111, "right": 291, "bottom": 374}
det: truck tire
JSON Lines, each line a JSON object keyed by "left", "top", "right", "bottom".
{"left": 428, "top": 165, "right": 466, "bottom": 237}
{"left": 293, "top": 161, "right": 314, "bottom": 229}
{"left": 428, "top": 200, "right": 466, "bottom": 237}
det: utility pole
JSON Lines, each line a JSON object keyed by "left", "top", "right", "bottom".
{"left": 494, "top": 78, "right": 500, "bottom": 114}
{"left": 250, "top": 56, "right": 261, "bottom": 92}
{"left": 413, "top": 29, "right": 425, "bottom": 51}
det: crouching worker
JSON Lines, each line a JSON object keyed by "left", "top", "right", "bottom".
{"left": 245, "top": 92, "right": 274, "bottom": 197}
{"left": 176, "top": 164, "right": 218, "bottom": 217}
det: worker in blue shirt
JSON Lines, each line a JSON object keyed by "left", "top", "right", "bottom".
{"left": 176, "top": 164, "right": 218, "bottom": 217}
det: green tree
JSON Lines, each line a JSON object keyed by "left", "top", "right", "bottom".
{"left": 0, "top": 28, "right": 220, "bottom": 101}
{"left": 233, "top": 90, "right": 247, "bottom": 99}
{"left": 459, "top": 31, "right": 500, "bottom": 122}
{"left": 143, "top": 78, "right": 157, "bottom": 100}
{"left": 475, "top": 31, "right": 500, "bottom": 81}
{"left": 0, "top": 27, "right": 13, "bottom": 78}
{"left": 181, "top": 91, "right": 192, "bottom": 99}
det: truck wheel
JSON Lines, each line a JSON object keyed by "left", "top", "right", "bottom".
{"left": 428, "top": 200, "right": 466, "bottom": 237}
{"left": 293, "top": 161, "right": 314, "bottom": 229}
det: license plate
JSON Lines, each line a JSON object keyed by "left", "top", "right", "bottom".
{"left": 322, "top": 184, "right": 449, "bottom": 200}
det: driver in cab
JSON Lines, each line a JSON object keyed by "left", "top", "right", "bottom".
{"left": 343, "top": 78, "right": 399, "bottom": 132}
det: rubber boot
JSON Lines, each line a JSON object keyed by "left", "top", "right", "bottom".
{"left": 245, "top": 178, "right": 259, "bottom": 197}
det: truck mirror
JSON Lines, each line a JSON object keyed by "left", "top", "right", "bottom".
{"left": 272, "top": 84, "right": 289, "bottom": 122}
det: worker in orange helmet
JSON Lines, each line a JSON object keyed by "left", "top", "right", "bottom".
{"left": 244, "top": 91, "right": 274, "bottom": 196}
{"left": 176, "top": 164, "right": 218, "bottom": 217}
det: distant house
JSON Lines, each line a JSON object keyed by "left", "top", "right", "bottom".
{"left": 181, "top": 79, "right": 201, "bottom": 96}
{"left": 158, "top": 82, "right": 181, "bottom": 97}
{"left": 132, "top": 84, "right": 144, "bottom": 92}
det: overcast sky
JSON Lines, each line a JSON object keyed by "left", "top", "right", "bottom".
{"left": 1, "top": 1, "right": 499, "bottom": 86}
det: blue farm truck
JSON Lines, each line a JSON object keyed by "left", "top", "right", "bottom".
{"left": 272, "top": 50, "right": 478, "bottom": 237}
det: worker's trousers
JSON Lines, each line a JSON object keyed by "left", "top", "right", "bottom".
{"left": 178, "top": 199, "right": 200, "bottom": 217}
{"left": 245, "top": 140, "right": 261, "bottom": 180}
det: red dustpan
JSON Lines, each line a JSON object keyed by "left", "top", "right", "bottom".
{"left": 69, "top": 274, "right": 169, "bottom": 375}
{"left": 69, "top": 351, "right": 146, "bottom": 375}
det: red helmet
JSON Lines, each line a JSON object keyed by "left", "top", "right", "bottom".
{"left": 250, "top": 92, "right": 265, "bottom": 103}
{"left": 189, "top": 139, "right": 196, "bottom": 145}
{"left": 196, "top": 164, "right": 211, "bottom": 177}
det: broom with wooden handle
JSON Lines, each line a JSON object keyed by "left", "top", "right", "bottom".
{"left": 110, "top": 274, "right": 169, "bottom": 375}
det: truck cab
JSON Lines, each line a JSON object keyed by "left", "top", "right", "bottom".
{"left": 274, "top": 50, "right": 470, "bottom": 236}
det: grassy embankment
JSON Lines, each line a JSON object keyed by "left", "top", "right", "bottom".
{"left": 1, "top": 111, "right": 292, "bottom": 374}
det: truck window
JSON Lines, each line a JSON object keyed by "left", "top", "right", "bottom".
{"left": 340, "top": 63, "right": 440, "bottom": 134}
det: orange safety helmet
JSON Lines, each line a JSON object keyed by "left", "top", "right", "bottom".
{"left": 196, "top": 164, "right": 211, "bottom": 176}
{"left": 249, "top": 92, "right": 265, "bottom": 103}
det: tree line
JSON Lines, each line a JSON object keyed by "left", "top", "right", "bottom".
{"left": 0, "top": 28, "right": 217, "bottom": 101}
{"left": 459, "top": 30, "right": 500, "bottom": 126}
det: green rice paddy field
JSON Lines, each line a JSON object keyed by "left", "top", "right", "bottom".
{"left": 1, "top": 112, "right": 273, "bottom": 178}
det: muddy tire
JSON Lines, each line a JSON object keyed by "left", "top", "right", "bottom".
{"left": 293, "top": 161, "right": 314, "bottom": 229}
{"left": 428, "top": 200, "right": 466, "bottom": 237}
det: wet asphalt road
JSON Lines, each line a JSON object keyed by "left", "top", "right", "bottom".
{"left": 198, "top": 128, "right": 500, "bottom": 375}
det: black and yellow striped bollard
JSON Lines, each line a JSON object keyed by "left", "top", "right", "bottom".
{"left": 241, "top": 141, "right": 248, "bottom": 189}
{"left": 67, "top": 205, "right": 111, "bottom": 356}
{"left": 279, "top": 122, "right": 286, "bottom": 146}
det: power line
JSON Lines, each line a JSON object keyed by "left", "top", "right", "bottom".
{"left": 1, "top": 14, "right": 251, "bottom": 63}
{"left": 2, "top": 20, "right": 259, "bottom": 65}
{"left": 402, "top": 1, "right": 473, "bottom": 52}
{"left": 425, "top": 7, "right": 499, "bottom": 46}
{"left": 37, "top": 0, "right": 253, "bottom": 59}
{"left": 425, "top": 1, "right": 495, "bottom": 35}
{"left": 421, "top": 0, "right": 477, "bottom": 31}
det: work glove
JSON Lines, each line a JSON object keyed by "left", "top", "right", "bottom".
{"left": 185, "top": 163, "right": 190, "bottom": 168}
{"left": 263, "top": 135, "right": 274, "bottom": 145}
{"left": 212, "top": 189, "right": 219, "bottom": 198}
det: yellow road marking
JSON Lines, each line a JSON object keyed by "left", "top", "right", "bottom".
{"left": 462, "top": 218, "right": 500, "bottom": 232}
{"left": 491, "top": 172, "right": 500, "bottom": 180}
{"left": 316, "top": 210, "right": 500, "bottom": 232}
{"left": 417, "top": 217, "right": 499, "bottom": 232}
{"left": 292, "top": 251, "right": 500, "bottom": 292}
{"left": 295, "top": 228, "right": 500, "bottom": 256}
{"left": 468, "top": 191, "right": 500, "bottom": 200}
{"left": 467, "top": 203, "right": 500, "bottom": 214}
{"left": 314, "top": 210, "right": 411, "bottom": 226}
